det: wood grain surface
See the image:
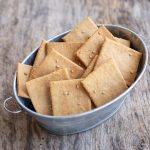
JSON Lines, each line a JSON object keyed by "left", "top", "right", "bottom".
{"left": 0, "top": 0, "right": 150, "bottom": 149}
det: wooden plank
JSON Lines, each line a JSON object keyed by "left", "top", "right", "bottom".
{"left": 0, "top": 0, "right": 150, "bottom": 149}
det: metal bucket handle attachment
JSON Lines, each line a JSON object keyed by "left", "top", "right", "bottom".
{"left": 3, "top": 97, "right": 22, "bottom": 114}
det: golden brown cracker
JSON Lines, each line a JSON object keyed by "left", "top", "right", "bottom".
{"left": 99, "top": 26, "right": 130, "bottom": 47}
{"left": 62, "top": 17, "right": 98, "bottom": 42}
{"left": 76, "top": 29, "right": 105, "bottom": 67}
{"left": 17, "top": 63, "right": 32, "bottom": 98}
{"left": 82, "top": 55, "right": 98, "bottom": 78}
{"left": 82, "top": 58, "right": 127, "bottom": 107}
{"left": 50, "top": 79, "right": 91, "bottom": 116}
{"left": 46, "top": 42, "right": 85, "bottom": 68}
{"left": 94, "top": 39, "right": 142, "bottom": 86}
{"left": 115, "top": 37, "right": 130, "bottom": 47}
{"left": 98, "top": 26, "right": 116, "bottom": 41}
{"left": 31, "top": 49, "right": 84, "bottom": 79}
{"left": 76, "top": 26, "right": 118, "bottom": 67}
{"left": 28, "top": 40, "right": 48, "bottom": 80}
{"left": 26, "top": 69, "right": 70, "bottom": 115}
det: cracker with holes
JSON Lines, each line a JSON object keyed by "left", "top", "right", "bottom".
{"left": 98, "top": 26, "right": 116, "bottom": 41}
{"left": 50, "top": 79, "right": 91, "bottom": 116}
{"left": 46, "top": 42, "right": 85, "bottom": 68}
{"left": 17, "top": 63, "right": 32, "bottom": 98}
{"left": 115, "top": 37, "right": 130, "bottom": 47}
{"left": 76, "top": 26, "right": 120, "bottom": 67}
{"left": 26, "top": 69, "right": 70, "bottom": 115}
{"left": 82, "top": 55, "right": 98, "bottom": 78}
{"left": 28, "top": 40, "right": 48, "bottom": 80}
{"left": 82, "top": 58, "right": 127, "bottom": 107}
{"left": 94, "top": 38, "right": 142, "bottom": 86}
{"left": 96, "top": 26, "right": 130, "bottom": 47}
{"left": 76, "top": 29, "right": 105, "bottom": 67}
{"left": 31, "top": 49, "right": 84, "bottom": 79}
{"left": 62, "top": 17, "right": 98, "bottom": 42}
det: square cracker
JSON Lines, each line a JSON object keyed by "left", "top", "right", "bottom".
{"left": 28, "top": 40, "right": 48, "bottom": 80}
{"left": 31, "top": 49, "right": 84, "bottom": 79}
{"left": 26, "top": 68, "right": 70, "bottom": 115}
{"left": 98, "top": 26, "right": 116, "bottom": 41}
{"left": 50, "top": 79, "right": 91, "bottom": 116}
{"left": 76, "top": 29, "right": 105, "bottom": 67}
{"left": 82, "top": 55, "right": 98, "bottom": 78}
{"left": 46, "top": 42, "right": 84, "bottom": 68}
{"left": 98, "top": 26, "right": 130, "bottom": 47}
{"left": 115, "top": 37, "right": 130, "bottom": 47}
{"left": 82, "top": 58, "right": 127, "bottom": 107}
{"left": 76, "top": 26, "right": 122, "bottom": 67}
{"left": 94, "top": 38, "right": 142, "bottom": 86}
{"left": 62, "top": 17, "right": 98, "bottom": 42}
{"left": 17, "top": 63, "right": 32, "bottom": 98}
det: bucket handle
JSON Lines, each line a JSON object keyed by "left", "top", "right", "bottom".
{"left": 3, "top": 97, "right": 22, "bottom": 114}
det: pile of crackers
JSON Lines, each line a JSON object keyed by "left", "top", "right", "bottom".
{"left": 17, "top": 17, "right": 142, "bottom": 116}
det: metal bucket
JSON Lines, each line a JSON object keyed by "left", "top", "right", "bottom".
{"left": 13, "top": 25, "right": 148, "bottom": 135}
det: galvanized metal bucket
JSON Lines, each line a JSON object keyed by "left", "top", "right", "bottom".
{"left": 11, "top": 25, "right": 148, "bottom": 135}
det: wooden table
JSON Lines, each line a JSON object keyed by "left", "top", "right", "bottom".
{"left": 0, "top": 0, "right": 150, "bottom": 149}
